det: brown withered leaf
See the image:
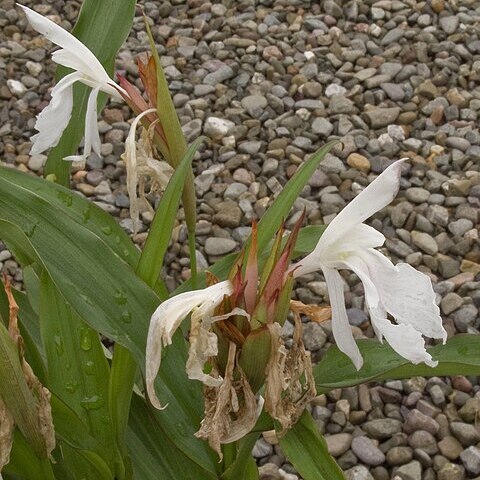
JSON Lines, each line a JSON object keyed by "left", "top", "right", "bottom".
{"left": 290, "top": 300, "right": 331, "bottom": 323}
{"left": 3, "top": 277, "right": 55, "bottom": 459}
{"left": 195, "top": 342, "right": 258, "bottom": 459}
{"left": 0, "top": 395, "right": 14, "bottom": 470}
{"left": 264, "top": 314, "right": 316, "bottom": 433}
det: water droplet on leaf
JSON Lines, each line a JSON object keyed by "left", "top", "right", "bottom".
{"left": 80, "top": 329, "right": 92, "bottom": 351}
{"left": 80, "top": 395, "right": 104, "bottom": 411}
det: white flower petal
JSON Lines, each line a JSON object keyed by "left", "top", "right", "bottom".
{"left": 361, "top": 249, "right": 446, "bottom": 342}
{"left": 19, "top": 5, "right": 110, "bottom": 84}
{"left": 30, "top": 71, "right": 80, "bottom": 155}
{"left": 83, "top": 86, "right": 101, "bottom": 157}
{"left": 293, "top": 223, "right": 385, "bottom": 276}
{"left": 146, "top": 281, "right": 233, "bottom": 409}
{"left": 303, "top": 160, "right": 405, "bottom": 264}
{"left": 373, "top": 317, "right": 438, "bottom": 367}
{"left": 323, "top": 266, "right": 363, "bottom": 370}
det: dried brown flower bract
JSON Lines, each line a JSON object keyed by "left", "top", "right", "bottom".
{"left": 2, "top": 276, "right": 55, "bottom": 461}
{"left": 195, "top": 342, "right": 258, "bottom": 459}
{"left": 264, "top": 313, "right": 316, "bottom": 433}
{"left": 0, "top": 396, "right": 14, "bottom": 470}
{"left": 290, "top": 300, "right": 331, "bottom": 324}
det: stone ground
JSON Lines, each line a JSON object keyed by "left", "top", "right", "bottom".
{"left": 1, "top": 0, "right": 480, "bottom": 478}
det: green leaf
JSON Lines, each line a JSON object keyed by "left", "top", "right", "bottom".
{"left": 127, "top": 394, "right": 217, "bottom": 480}
{"left": 138, "top": 136, "right": 204, "bottom": 288}
{"left": 44, "top": 0, "right": 136, "bottom": 186}
{"left": 221, "top": 434, "right": 260, "bottom": 480}
{"left": 3, "top": 430, "right": 55, "bottom": 480}
{"left": 175, "top": 141, "right": 335, "bottom": 293}
{"left": 0, "top": 166, "right": 138, "bottom": 268}
{"left": 49, "top": 396, "right": 113, "bottom": 480}
{"left": 254, "top": 142, "right": 335, "bottom": 255}
{"left": 144, "top": 17, "right": 198, "bottom": 285}
{"left": 314, "top": 335, "right": 480, "bottom": 393}
{"left": 39, "top": 273, "right": 118, "bottom": 474}
{"left": 278, "top": 411, "right": 344, "bottom": 480}
{"left": 0, "top": 171, "right": 219, "bottom": 475}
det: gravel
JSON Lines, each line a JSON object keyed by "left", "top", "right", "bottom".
{"left": 2, "top": 0, "right": 480, "bottom": 478}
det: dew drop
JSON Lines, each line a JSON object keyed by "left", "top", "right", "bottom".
{"left": 80, "top": 395, "right": 104, "bottom": 411}
{"left": 114, "top": 289, "right": 128, "bottom": 305}
{"left": 57, "top": 191, "right": 73, "bottom": 207}
{"left": 175, "top": 422, "right": 189, "bottom": 437}
{"left": 84, "top": 360, "right": 95, "bottom": 375}
{"left": 82, "top": 205, "right": 92, "bottom": 224}
{"left": 121, "top": 311, "right": 132, "bottom": 324}
{"left": 25, "top": 222, "right": 38, "bottom": 238}
{"left": 54, "top": 334, "right": 64, "bottom": 356}
{"left": 101, "top": 226, "right": 112, "bottom": 235}
{"left": 80, "top": 329, "right": 92, "bottom": 351}
{"left": 114, "top": 236, "right": 121, "bottom": 244}
{"left": 65, "top": 381, "right": 78, "bottom": 393}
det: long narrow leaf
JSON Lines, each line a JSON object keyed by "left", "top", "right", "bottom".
{"left": 39, "top": 273, "right": 118, "bottom": 474}
{"left": 44, "top": 0, "right": 136, "bottom": 186}
{"left": 315, "top": 335, "right": 480, "bottom": 393}
{"left": 138, "top": 136, "right": 204, "bottom": 287}
{"left": 127, "top": 394, "right": 217, "bottom": 480}
{"left": 278, "top": 411, "right": 344, "bottom": 480}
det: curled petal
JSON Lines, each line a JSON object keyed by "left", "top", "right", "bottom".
{"left": 361, "top": 249, "right": 446, "bottom": 342}
{"left": 30, "top": 71, "right": 80, "bottom": 155}
{"left": 146, "top": 281, "right": 233, "bottom": 409}
{"left": 123, "top": 108, "right": 157, "bottom": 232}
{"left": 323, "top": 266, "right": 363, "bottom": 370}
{"left": 374, "top": 318, "right": 438, "bottom": 367}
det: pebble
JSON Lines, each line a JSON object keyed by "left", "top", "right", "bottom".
{"left": 204, "top": 238, "right": 237, "bottom": 256}
{"left": 363, "top": 108, "right": 401, "bottom": 128}
{"left": 351, "top": 436, "right": 385, "bottom": 466}
{"left": 203, "top": 117, "right": 235, "bottom": 139}
{"left": 325, "top": 433, "right": 352, "bottom": 457}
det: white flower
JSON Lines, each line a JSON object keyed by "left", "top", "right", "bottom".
{"left": 146, "top": 281, "right": 233, "bottom": 409}
{"left": 18, "top": 4, "right": 125, "bottom": 161}
{"left": 292, "top": 160, "right": 447, "bottom": 369}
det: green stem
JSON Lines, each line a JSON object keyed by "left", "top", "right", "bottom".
{"left": 188, "top": 224, "right": 197, "bottom": 289}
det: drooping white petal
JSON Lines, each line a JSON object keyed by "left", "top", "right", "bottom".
{"left": 85, "top": 86, "right": 101, "bottom": 156}
{"left": 19, "top": 4, "right": 110, "bottom": 84}
{"left": 373, "top": 317, "right": 438, "bottom": 367}
{"left": 63, "top": 86, "right": 100, "bottom": 162}
{"left": 123, "top": 108, "right": 157, "bottom": 232}
{"left": 323, "top": 266, "right": 363, "bottom": 370}
{"left": 30, "top": 71, "right": 80, "bottom": 155}
{"left": 146, "top": 281, "right": 233, "bottom": 409}
{"left": 360, "top": 249, "right": 447, "bottom": 342}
